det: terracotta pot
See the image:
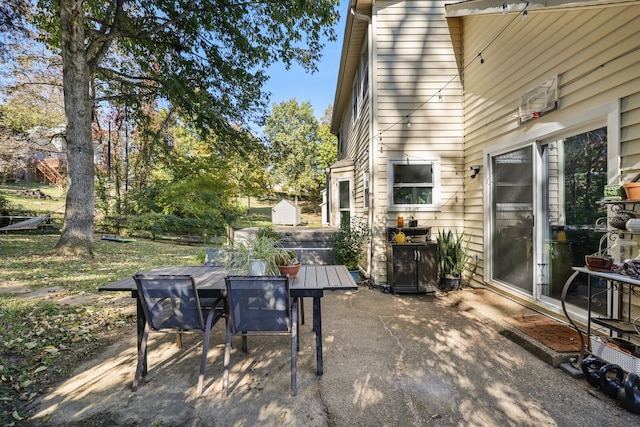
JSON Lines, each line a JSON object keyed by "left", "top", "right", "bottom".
{"left": 278, "top": 263, "right": 301, "bottom": 278}
{"left": 623, "top": 182, "right": 640, "bottom": 200}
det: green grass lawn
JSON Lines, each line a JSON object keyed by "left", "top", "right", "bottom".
{"left": 0, "top": 184, "right": 323, "bottom": 424}
{"left": 0, "top": 235, "right": 211, "bottom": 425}
{"left": 0, "top": 182, "right": 66, "bottom": 216}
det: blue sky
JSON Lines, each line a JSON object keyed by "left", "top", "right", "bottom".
{"left": 262, "top": 3, "right": 347, "bottom": 121}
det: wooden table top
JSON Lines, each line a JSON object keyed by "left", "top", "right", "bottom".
{"left": 99, "top": 265, "right": 358, "bottom": 297}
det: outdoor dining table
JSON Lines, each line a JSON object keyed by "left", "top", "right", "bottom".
{"left": 98, "top": 264, "right": 357, "bottom": 377}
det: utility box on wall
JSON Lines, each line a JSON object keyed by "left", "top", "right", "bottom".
{"left": 272, "top": 200, "right": 301, "bottom": 226}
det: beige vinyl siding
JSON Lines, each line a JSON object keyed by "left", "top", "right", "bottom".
{"left": 620, "top": 93, "right": 640, "bottom": 322}
{"left": 334, "top": 83, "right": 370, "bottom": 227}
{"left": 370, "top": 1, "right": 464, "bottom": 285}
{"left": 461, "top": 4, "right": 640, "bottom": 295}
{"left": 621, "top": 93, "right": 640, "bottom": 174}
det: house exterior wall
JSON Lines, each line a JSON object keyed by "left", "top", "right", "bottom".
{"left": 331, "top": 0, "right": 464, "bottom": 285}
{"left": 458, "top": 3, "right": 640, "bottom": 317}
{"left": 332, "top": 1, "right": 640, "bottom": 304}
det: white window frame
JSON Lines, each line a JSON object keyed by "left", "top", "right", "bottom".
{"left": 336, "top": 177, "right": 354, "bottom": 227}
{"left": 352, "top": 78, "right": 359, "bottom": 123}
{"left": 363, "top": 171, "right": 370, "bottom": 211}
{"left": 360, "top": 43, "right": 369, "bottom": 101}
{"left": 387, "top": 158, "right": 440, "bottom": 211}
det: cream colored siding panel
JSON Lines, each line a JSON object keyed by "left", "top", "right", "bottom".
{"left": 463, "top": 8, "right": 640, "bottom": 142}
{"left": 377, "top": 62, "right": 460, "bottom": 73}
{"left": 621, "top": 93, "right": 640, "bottom": 113}
{"left": 377, "top": 15, "right": 450, "bottom": 25}
{"left": 462, "top": 12, "right": 605, "bottom": 126}
{"left": 370, "top": 1, "right": 464, "bottom": 284}
{"left": 377, "top": 34, "right": 458, "bottom": 45}
{"left": 620, "top": 138, "right": 640, "bottom": 157}
{"left": 621, "top": 155, "right": 640, "bottom": 173}
{"left": 377, "top": 99, "right": 461, "bottom": 111}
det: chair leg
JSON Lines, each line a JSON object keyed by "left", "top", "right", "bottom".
{"left": 241, "top": 332, "right": 248, "bottom": 353}
{"left": 291, "top": 300, "right": 298, "bottom": 396}
{"left": 223, "top": 326, "right": 232, "bottom": 396}
{"left": 133, "top": 322, "right": 150, "bottom": 391}
{"left": 198, "top": 308, "right": 219, "bottom": 394}
{"left": 176, "top": 332, "right": 183, "bottom": 349}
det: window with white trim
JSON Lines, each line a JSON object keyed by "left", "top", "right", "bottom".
{"left": 360, "top": 45, "right": 368, "bottom": 101}
{"left": 388, "top": 160, "right": 439, "bottom": 208}
{"left": 352, "top": 78, "right": 359, "bottom": 122}
{"left": 363, "top": 171, "right": 369, "bottom": 210}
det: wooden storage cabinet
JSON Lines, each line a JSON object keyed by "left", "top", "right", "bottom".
{"left": 386, "top": 243, "right": 438, "bottom": 294}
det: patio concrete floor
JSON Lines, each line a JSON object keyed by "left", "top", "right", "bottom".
{"left": 24, "top": 285, "right": 639, "bottom": 426}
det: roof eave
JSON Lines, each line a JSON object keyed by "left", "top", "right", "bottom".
{"left": 445, "top": 0, "right": 635, "bottom": 17}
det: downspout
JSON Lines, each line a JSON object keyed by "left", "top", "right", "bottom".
{"left": 350, "top": 7, "right": 374, "bottom": 280}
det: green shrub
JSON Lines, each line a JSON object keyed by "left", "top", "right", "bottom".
{"left": 0, "top": 192, "right": 14, "bottom": 215}
{"left": 330, "top": 217, "right": 369, "bottom": 270}
{"left": 256, "top": 226, "right": 280, "bottom": 240}
{"left": 126, "top": 213, "right": 214, "bottom": 238}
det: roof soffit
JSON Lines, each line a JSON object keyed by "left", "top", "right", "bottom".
{"left": 329, "top": 157, "right": 356, "bottom": 171}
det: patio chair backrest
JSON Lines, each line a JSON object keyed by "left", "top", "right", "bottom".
{"left": 225, "top": 275, "right": 291, "bottom": 332}
{"left": 133, "top": 274, "right": 205, "bottom": 331}
{"left": 205, "top": 248, "right": 226, "bottom": 266}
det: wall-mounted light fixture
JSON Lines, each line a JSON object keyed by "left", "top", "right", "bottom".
{"left": 469, "top": 165, "right": 480, "bottom": 179}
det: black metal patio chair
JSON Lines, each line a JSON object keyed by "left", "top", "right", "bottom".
{"left": 223, "top": 275, "right": 298, "bottom": 396}
{"left": 132, "top": 274, "right": 224, "bottom": 393}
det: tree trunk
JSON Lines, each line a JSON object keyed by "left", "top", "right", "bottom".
{"left": 53, "top": 0, "right": 95, "bottom": 256}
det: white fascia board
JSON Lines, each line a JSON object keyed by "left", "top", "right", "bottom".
{"left": 444, "top": 0, "right": 634, "bottom": 17}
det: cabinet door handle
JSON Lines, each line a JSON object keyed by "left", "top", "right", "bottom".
{"left": 415, "top": 250, "right": 420, "bottom": 261}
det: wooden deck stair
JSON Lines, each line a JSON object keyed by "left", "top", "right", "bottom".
{"left": 36, "top": 159, "right": 64, "bottom": 186}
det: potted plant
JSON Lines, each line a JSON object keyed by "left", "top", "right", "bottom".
{"left": 330, "top": 217, "right": 369, "bottom": 282}
{"left": 436, "top": 229, "right": 469, "bottom": 291}
{"left": 275, "top": 249, "right": 301, "bottom": 278}
{"left": 226, "top": 234, "right": 282, "bottom": 275}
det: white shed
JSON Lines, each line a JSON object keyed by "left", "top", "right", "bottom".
{"left": 272, "top": 200, "right": 301, "bottom": 226}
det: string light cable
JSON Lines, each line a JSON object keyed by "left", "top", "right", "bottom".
{"left": 375, "top": 1, "right": 530, "bottom": 147}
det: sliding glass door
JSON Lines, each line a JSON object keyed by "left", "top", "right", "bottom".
{"left": 491, "top": 146, "right": 534, "bottom": 293}
{"left": 539, "top": 128, "right": 608, "bottom": 314}
{"left": 488, "top": 127, "right": 609, "bottom": 315}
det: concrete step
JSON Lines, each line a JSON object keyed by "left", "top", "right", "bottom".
{"left": 232, "top": 227, "right": 337, "bottom": 265}
{"left": 277, "top": 228, "right": 337, "bottom": 244}
{"left": 281, "top": 246, "right": 334, "bottom": 265}
{"left": 278, "top": 228, "right": 336, "bottom": 264}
